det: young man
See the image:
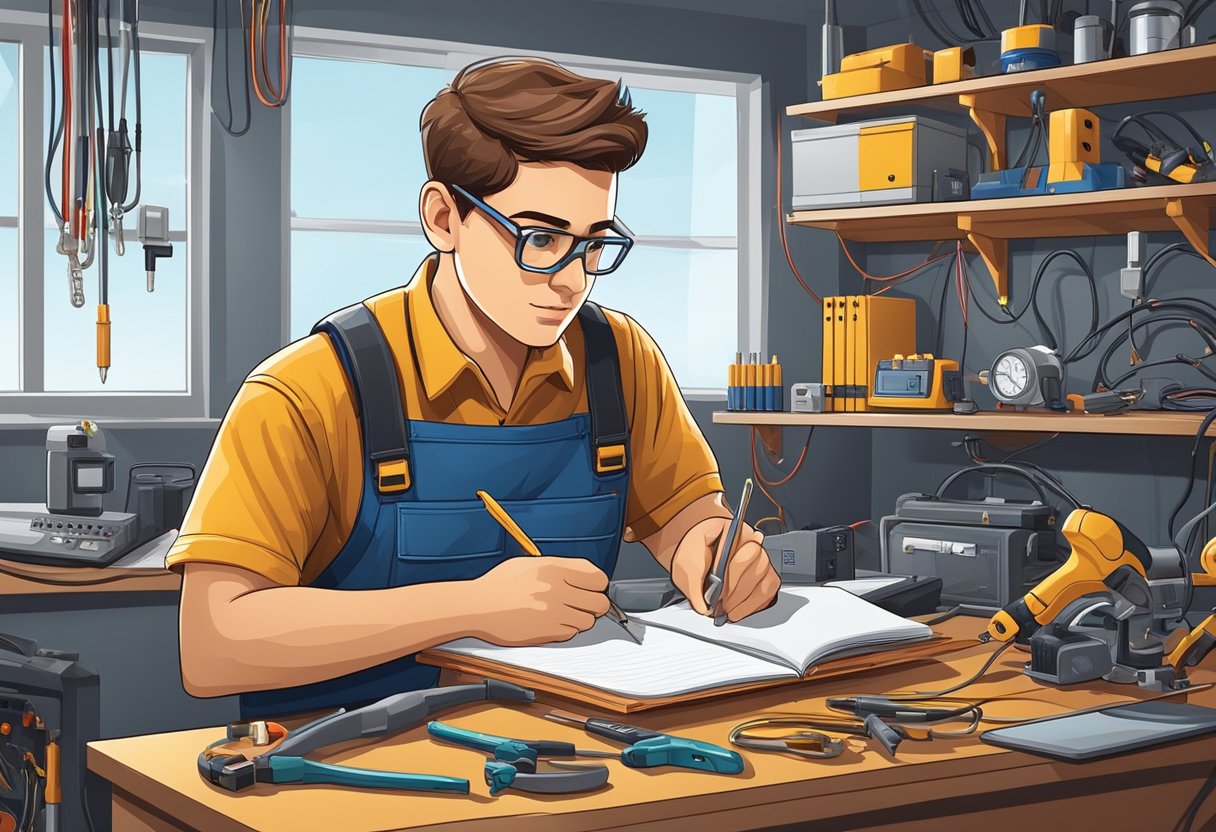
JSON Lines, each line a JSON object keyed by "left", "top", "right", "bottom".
{"left": 172, "top": 57, "right": 778, "bottom": 718}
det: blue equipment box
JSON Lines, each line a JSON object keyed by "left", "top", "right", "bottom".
{"left": 971, "top": 163, "right": 1125, "bottom": 199}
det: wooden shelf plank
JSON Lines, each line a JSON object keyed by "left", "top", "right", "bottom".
{"left": 788, "top": 182, "right": 1216, "bottom": 243}
{"left": 787, "top": 43, "right": 1216, "bottom": 123}
{"left": 712, "top": 410, "right": 1216, "bottom": 438}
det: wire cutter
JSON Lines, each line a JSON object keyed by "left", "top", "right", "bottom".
{"left": 197, "top": 680, "right": 534, "bottom": 793}
{"left": 427, "top": 722, "right": 611, "bottom": 795}
{"left": 543, "top": 710, "right": 745, "bottom": 773}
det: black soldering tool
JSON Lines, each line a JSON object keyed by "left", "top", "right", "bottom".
{"left": 826, "top": 696, "right": 975, "bottom": 723}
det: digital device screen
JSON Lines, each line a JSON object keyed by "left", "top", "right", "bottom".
{"left": 76, "top": 464, "right": 105, "bottom": 490}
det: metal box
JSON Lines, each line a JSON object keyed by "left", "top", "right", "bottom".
{"left": 791, "top": 116, "right": 968, "bottom": 209}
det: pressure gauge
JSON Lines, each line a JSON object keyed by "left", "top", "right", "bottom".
{"left": 981, "top": 346, "right": 1064, "bottom": 409}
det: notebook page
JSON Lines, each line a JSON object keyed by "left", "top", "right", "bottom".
{"left": 632, "top": 585, "right": 932, "bottom": 674}
{"left": 432, "top": 617, "right": 797, "bottom": 698}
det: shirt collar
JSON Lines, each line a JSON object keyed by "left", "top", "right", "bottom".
{"left": 407, "top": 255, "right": 575, "bottom": 402}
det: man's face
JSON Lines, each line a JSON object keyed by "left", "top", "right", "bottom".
{"left": 452, "top": 162, "right": 617, "bottom": 348}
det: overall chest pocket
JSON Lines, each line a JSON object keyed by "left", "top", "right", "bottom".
{"left": 392, "top": 492, "right": 625, "bottom": 586}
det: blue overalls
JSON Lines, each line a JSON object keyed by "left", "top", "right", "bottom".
{"left": 240, "top": 300, "right": 631, "bottom": 719}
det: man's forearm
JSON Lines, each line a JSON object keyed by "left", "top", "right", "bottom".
{"left": 182, "top": 577, "right": 476, "bottom": 697}
{"left": 641, "top": 491, "right": 732, "bottom": 571}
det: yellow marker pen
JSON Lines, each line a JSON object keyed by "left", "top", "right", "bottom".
{"left": 745, "top": 353, "right": 757, "bottom": 411}
{"left": 773, "top": 355, "right": 783, "bottom": 411}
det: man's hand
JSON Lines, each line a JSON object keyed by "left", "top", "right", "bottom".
{"left": 465, "top": 557, "right": 611, "bottom": 646}
{"left": 669, "top": 517, "right": 779, "bottom": 622}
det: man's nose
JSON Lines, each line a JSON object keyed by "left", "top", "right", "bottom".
{"left": 548, "top": 256, "right": 589, "bottom": 297}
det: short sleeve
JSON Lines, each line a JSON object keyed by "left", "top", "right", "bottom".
{"left": 616, "top": 314, "right": 724, "bottom": 540}
{"left": 165, "top": 377, "right": 332, "bottom": 586}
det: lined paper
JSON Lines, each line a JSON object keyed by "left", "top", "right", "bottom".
{"left": 632, "top": 586, "right": 932, "bottom": 673}
{"left": 434, "top": 617, "right": 796, "bottom": 698}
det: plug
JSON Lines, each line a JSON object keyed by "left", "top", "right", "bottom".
{"left": 143, "top": 244, "right": 173, "bottom": 292}
{"left": 1120, "top": 231, "right": 1146, "bottom": 301}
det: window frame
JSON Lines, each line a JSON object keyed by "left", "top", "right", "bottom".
{"left": 284, "top": 28, "right": 766, "bottom": 399}
{"left": 0, "top": 10, "right": 211, "bottom": 419}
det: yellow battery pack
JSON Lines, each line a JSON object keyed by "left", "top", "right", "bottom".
{"left": 932, "top": 46, "right": 975, "bottom": 84}
{"left": 822, "top": 43, "right": 930, "bottom": 100}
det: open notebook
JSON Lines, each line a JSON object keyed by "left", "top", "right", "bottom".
{"left": 428, "top": 585, "right": 933, "bottom": 700}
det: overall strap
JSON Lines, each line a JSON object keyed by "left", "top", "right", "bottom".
{"left": 577, "top": 301, "right": 629, "bottom": 476}
{"left": 312, "top": 304, "right": 412, "bottom": 495}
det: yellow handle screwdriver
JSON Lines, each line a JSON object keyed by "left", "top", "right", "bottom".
{"left": 96, "top": 304, "right": 110, "bottom": 384}
{"left": 476, "top": 489, "right": 643, "bottom": 644}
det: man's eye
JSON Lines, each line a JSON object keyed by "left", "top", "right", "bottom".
{"left": 526, "top": 233, "right": 555, "bottom": 249}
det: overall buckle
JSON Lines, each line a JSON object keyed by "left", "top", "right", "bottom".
{"left": 372, "top": 450, "right": 411, "bottom": 493}
{"left": 595, "top": 444, "right": 627, "bottom": 474}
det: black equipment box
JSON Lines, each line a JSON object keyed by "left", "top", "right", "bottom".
{"left": 880, "top": 493, "right": 1059, "bottom": 615}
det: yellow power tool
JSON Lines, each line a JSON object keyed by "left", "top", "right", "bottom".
{"left": 986, "top": 508, "right": 1154, "bottom": 644}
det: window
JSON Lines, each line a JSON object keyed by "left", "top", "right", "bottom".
{"left": 288, "top": 33, "right": 762, "bottom": 393}
{"left": 0, "top": 13, "right": 207, "bottom": 418}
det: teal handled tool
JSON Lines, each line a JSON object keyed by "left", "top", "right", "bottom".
{"left": 704, "top": 478, "right": 754, "bottom": 626}
{"left": 543, "top": 709, "right": 745, "bottom": 774}
{"left": 198, "top": 680, "right": 534, "bottom": 793}
{"left": 427, "top": 721, "right": 610, "bottom": 795}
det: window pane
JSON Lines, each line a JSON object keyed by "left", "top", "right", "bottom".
{"left": 590, "top": 245, "right": 737, "bottom": 389}
{"left": 43, "top": 230, "right": 188, "bottom": 391}
{"left": 291, "top": 58, "right": 451, "bottom": 222}
{"left": 0, "top": 42, "right": 16, "bottom": 217}
{"left": 44, "top": 49, "right": 188, "bottom": 225}
{"left": 0, "top": 229, "right": 16, "bottom": 390}
{"left": 290, "top": 230, "right": 433, "bottom": 340}
{"left": 616, "top": 89, "right": 737, "bottom": 238}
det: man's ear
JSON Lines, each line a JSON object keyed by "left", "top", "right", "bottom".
{"left": 420, "top": 181, "right": 459, "bottom": 253}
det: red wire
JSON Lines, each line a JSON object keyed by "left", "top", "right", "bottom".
{"left": 776, "top": 113, "right": 823, "bottom": 305}
{"left": 837, "top": 234, "right": 952, "bottom": 282}
{"left": 750, "top": 426, "right": 813, "bottom": 488}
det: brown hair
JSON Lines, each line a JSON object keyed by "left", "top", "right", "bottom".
{"left": 420, "top": 57, "right": 648, "bottom": 215}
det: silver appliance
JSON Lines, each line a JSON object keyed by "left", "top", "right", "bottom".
{"left": 1129, "top": 0, "right": 1186, "bottom": 54}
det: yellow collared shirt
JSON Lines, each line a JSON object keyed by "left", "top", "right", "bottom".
{"left": 167, "top": 256, "right": 724, "bottom": 585}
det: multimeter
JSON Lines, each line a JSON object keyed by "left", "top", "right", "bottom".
{"left": 868, "top": 354, "right": 963, "bottom": 410}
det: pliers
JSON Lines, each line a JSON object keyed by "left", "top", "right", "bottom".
{"left": 427, "top": 722, "right": 611, "bottom": 795}
{"left": 197, "top": 680, "right": 534, "bottom": 793}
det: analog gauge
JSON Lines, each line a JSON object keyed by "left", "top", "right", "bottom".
{"left": 992, "top": 353, "right": 1030, "bottom": 401}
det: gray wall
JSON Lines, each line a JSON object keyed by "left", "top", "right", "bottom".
{"left": 1, "top": 0, "right": 870, "bottom": 739}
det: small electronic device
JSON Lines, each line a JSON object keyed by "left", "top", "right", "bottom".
{"left": 981, "top": 701, "right": 1216, "bottom": 761}
{"left": 931, "top": 46, "right": 974, "bottom": 84}
{"left": 869, "top": 355, "right": 964, "bottom": 410}
{"left": 137, "top": 204, "right": 173, "bottom": 292}
{"left": 881, "top": 493, "right": 1058, "bottom": 615}
{"left": 45, "top": 421, "right": 114, "bottom": 516}
{"left": 0, "top": 424, "right": 196, "bottom": 567}
{"left": 821, "top": 296, "right": 917, "bottom": 413}
{"left": 820, "top": 43, "right": 929, "bottom": 100}
{"left": 761, "top": 527, "right": 855, "bottom": 584}
{"left": 791, "top": 116, "right": 967, "bottom": 209}
{"left": 978, "top": 345, "right": 1065, "bottom": 410}
{"left": 931, "top": 168, "right": 970, "bottom": 202}
{"left": 790, "top": 382, "right": 826, "bottom": 413}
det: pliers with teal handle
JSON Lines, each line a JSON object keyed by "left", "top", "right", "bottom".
{"left": 427, "top": 722, "right": 611, "bottom": 795}
{"left": 197, "top": 680, "right": 535, "bottom": 793}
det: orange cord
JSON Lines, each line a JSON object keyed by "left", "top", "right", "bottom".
{"left": 250, "top": 0, "right": 288, "bottom": 108}
{"left": 836, "top": 234, "right": 952, "bottom": 283}
{"left": 776, "top": 113, "right": 822, "bottom": 304}
{"left": 750, "top": 426, "right": 813, "bottom": 488}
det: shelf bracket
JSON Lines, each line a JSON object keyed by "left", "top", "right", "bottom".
{"left": 960, "top": 96, "right": 1006, "bottom": 170}
{"left": 1166, "top": 197, "right": 1216, "bottom": 269}
{"left": 957, "top": 215, "right": 1008, "bottom": 307}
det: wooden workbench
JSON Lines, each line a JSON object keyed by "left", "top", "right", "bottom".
{"left": 89, "top": 618, "right": 1216, "bottom": 832}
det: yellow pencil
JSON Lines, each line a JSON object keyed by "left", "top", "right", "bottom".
{"left": 475, "top": 489, "right": 642, "bottom": 644}
{"left": 476, "top": 490, "right": 542, "bottom": 556}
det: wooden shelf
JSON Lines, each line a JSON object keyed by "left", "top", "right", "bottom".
{"left": 787, "top": 43, "right": 1216, "bottom": 124}
{"left": 713, "top": 410, "right": 1216, "bottom": 438}
{"left": 789, "top": 182, "right": 1216, "bottom": 303}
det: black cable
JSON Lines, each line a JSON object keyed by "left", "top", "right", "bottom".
{"left": 213, "top": 0, "right": 253, "bottom": 136}
{"left": 912, "top": 0, "right": 969, "bottom": 47}
{"left": 1185, "top": 0, "right": 1216, "bottom": 27}
{"left": 44, "top": 0, "right": 64, "bottom": 227}
{"left": 1145, "top": 244, "right": 1206, "bottom": 296}
{"left": 955, "top": 0, "right": 986, "bottom": 38}
{"left": 1173, "top": 761, "right": 1216, "bottom": 832}
{"left": 1029, "top": 250, "right": 1098, "bottom": 353}
{"left": 959, "top": 252, "right": 970, "bottom": 376}
{"left": 936, "top": 463, "right": 1083, "bottom": 509}
{"left": 106, "top": 0, "right": 115, "bottom": 133}
{"left": 1168, "top": 409, "right": 1216, "bottom": 545}
{"left": 969, "top": 0, "right": 997, "bottom": 35}
{"left": 936, "top": 261, "right": 952, "bottom": 358}
{"left": 1067, "top": 299, "right": 1216, "bottom": 366}
{"left": 1100, "top": 317, "right": 1216, "bottom": 390}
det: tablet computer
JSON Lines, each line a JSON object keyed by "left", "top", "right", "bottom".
{"left": 980, "top": 701, "right": 1216, "bottom": 762}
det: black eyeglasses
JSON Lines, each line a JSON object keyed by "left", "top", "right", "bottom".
{"left": 450, "top": 184, "right": 634, "bottom": 276}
